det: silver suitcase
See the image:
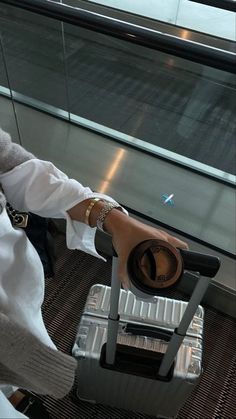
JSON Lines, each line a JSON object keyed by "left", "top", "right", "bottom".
{"left": 73, "top": 254, "right": 219, "bottom": 418}
{"left": 82, "top": 284, "right": 204, "bottom": 338}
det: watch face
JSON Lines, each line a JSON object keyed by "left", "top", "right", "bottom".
{"left": 128, "top": 239, "right": 183, "bottom": 293}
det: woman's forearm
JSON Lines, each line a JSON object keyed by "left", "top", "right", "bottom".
{"left": 67, "top": 198, "right": 129, "bottom": 235}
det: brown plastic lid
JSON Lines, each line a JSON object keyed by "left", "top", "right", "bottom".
{"left": 127, "top": 239, "right": 183, "bottom": 294}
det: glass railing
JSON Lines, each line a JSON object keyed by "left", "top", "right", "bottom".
{"left": 82, "top": 0, "right": 236, "bottom": 40}
{"left": 0, "top": 2, "right": 236, "bottom": 182}
{"left": 0, "top": 0, "right": 235, "bottom": 260}
{"left": 0, "top": 35, "right": 21, "bottom": 140}
{"left": 0, "top": 0, "right": 235, "bottom": 182}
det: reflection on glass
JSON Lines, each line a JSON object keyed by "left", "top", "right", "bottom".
{"left": 0, "top": 3, "right": 235, "bottom": 178}
{"left": 98, "top": 148, "right": 126, "bottom": 193}
{"left": 0, "top": 4, "right": 69, "bottom": 111}
{"left": 0, "top": 37, "right": 21, "bottom": 142}
{"left": 63, "top": 25, "right": 236, "bottom": 175}
{"left": 180, "top": 29, "right": 190, "bottom": 40}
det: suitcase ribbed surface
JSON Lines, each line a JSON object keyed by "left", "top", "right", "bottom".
{"left": 84, "top": 284, "right": 204, "bottom": 337}
{"left": 36, "top": 236, "right": 236, "bottom": 419}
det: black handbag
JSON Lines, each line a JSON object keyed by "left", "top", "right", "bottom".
{"left": 6, "top": 202, "right": 28, "bottom": 228}
{"left": 6, "top": 203, "right": 54, "bottom": 278}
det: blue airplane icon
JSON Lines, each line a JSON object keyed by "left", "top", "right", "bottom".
{"left": 161, "top": 193, "right": 174, "bottom": 206}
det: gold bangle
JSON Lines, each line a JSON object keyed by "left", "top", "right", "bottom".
{"left": 85, "top": 198, "right": 101, "bottom": 226}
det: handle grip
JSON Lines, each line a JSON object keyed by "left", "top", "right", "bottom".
{"left": 127, "top": 240, "right": 221, "bottom": 296}
{"left": 125, "top": 323, "right": 172, "bottom": 341}
{"left": 180, "top": 249, "right": 220, "bottom": 278}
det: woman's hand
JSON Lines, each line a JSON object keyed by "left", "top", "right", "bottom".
{"left": 67, "top": 199, "right": 188, "bottom": 289}
{"left": 104, "top": 210, "right": 188, "bottom": 289}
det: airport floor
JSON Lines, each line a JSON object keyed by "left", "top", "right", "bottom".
{"left": 86, "top": 0, "right": 236, "bottom": 41}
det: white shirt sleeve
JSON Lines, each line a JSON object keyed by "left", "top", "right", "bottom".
{"left": 0, "top": 159, "right": 126, "bottom": 260}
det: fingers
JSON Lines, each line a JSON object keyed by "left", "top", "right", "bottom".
{"left": 167, "top": 234, "right": 189, "bottom": 250}
{"left": 117, "top": 262, "right": 130, "bottom": 291}
{"left": 155, "top": 229, "right": 188, "bottom": 250}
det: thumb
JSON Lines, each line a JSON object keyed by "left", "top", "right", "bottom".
{"left": 117, "top": 258, "right": 130, "bottom": 291}
{"left": 167, "top": 235, "right": 189, "bottom": 250}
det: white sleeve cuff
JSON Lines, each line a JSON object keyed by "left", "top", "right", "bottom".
{"left": 0, "top": 159, "right": 127, "bottom": 260}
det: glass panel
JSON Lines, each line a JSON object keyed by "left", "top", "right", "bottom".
{"left": 0, "top": 37, "right": 20, "bottom": 142}
{"left": 63, "top": 25, "right": 236, "bottom": 176}
{"left": 0, "top": 41, "right": 8, "bottom": 91}
{"left": 0, "top": 4, "right": 69, "bottom": 113}
{"left": 82, "top": 0, "right": 236, "bottom": 40}
{"left": 0, "top": 3, "right": 235, "bottom": 177}
{"left": 0, "top": 3, "right": 234, "bottom": 256}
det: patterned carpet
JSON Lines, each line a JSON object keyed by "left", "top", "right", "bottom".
{"left": 38, "top": 234, "right": 236, "bottom": 419}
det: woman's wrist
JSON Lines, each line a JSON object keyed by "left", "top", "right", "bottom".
{"left": 67, "top": 198, "right": 128, "bottom": 234}
{"left": 103, "top": 207, "right": 129, "bottom": 236}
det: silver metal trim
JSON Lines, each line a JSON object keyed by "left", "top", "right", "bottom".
{"left": 0, "top": 87, "right": 69, "bottom": 120}
{"left": 70, "top": 113, "right": 235, "bottom": 185}
{"left": 0, "top": 86, "right": 234, "bottom": 185}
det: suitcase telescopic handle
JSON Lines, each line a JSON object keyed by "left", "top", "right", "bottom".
{"left": 106, "top": 245, "right": 221, "bottom": 371}
{"left": 158, "top": 273, "right": 211, "bottom": 377}
{"left": 106, "top": 255, "right": 120, "bottom": 365}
